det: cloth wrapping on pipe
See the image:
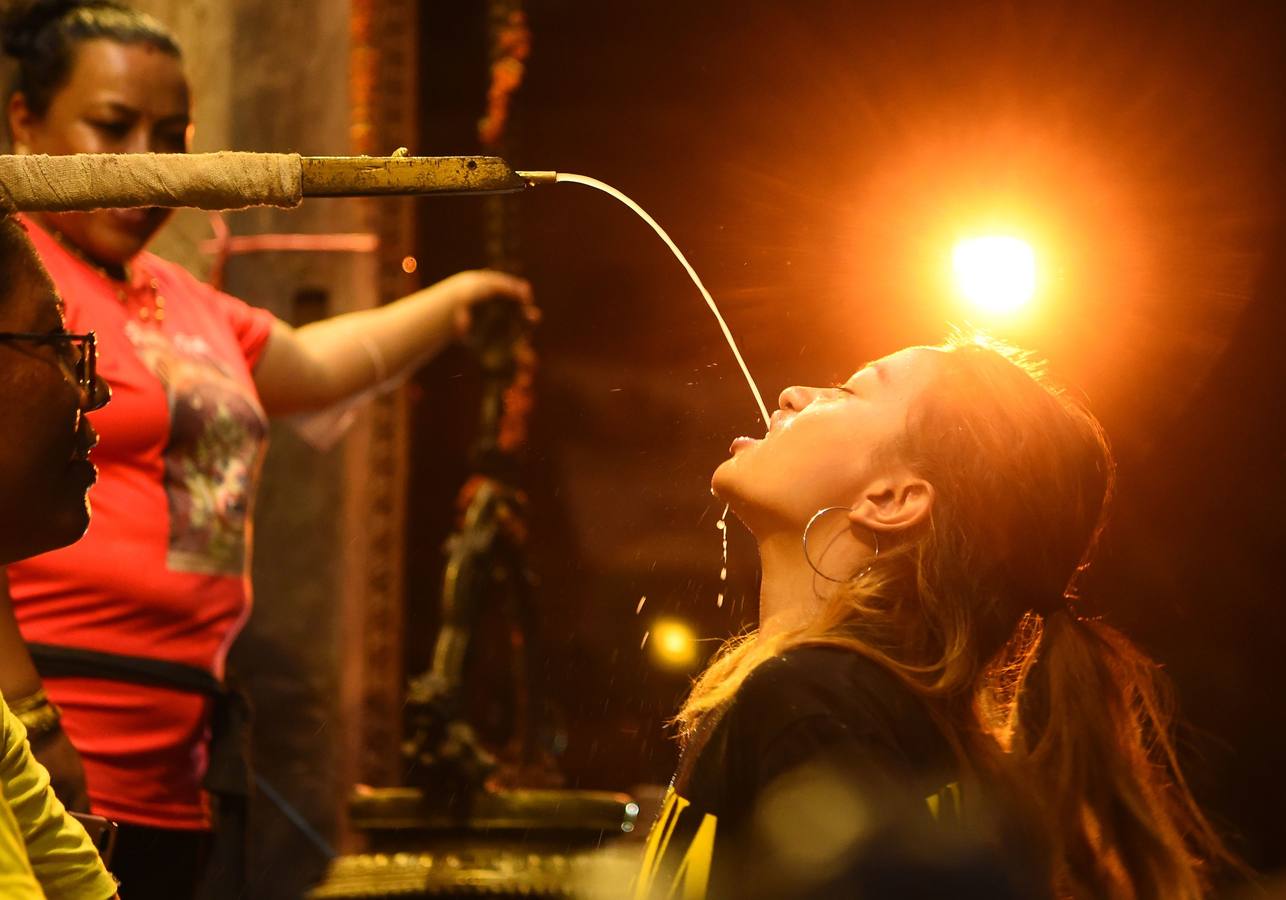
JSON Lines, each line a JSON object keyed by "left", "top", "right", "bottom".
{"left": 0, "top": 151, "right": 304, "bottom": 212}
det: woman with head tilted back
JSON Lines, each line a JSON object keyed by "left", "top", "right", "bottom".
{"left": 633, "top": 338, "right": 1235, "bottom": 899}
{"left": 0, "top": 1, "right": 532, "bottom": 897}
{"left": 0, "top": 213, "right": 117, "bottom": 897}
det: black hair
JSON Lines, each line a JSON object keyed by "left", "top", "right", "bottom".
{"left": 0, "top": 214, "right": 51, "bottom": 311}
{"left": 1, "top": 0, "right": 181, "bottom": 118}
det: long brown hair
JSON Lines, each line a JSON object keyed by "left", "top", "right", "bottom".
{"left": 676, "top": 335, "right": 1236, "bottom": 899}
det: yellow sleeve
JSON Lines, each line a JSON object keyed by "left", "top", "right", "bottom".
{"left": 0, "top": 780, "right": 43, "bottom": 899}
{"left": 0, "top": 695, "right": 117, "bottom": 900}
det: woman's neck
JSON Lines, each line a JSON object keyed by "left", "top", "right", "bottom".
{"left": 755, "top": 513, "right": 873, "bottom": 640}
{"left": 756, "top": 529, "right": 828, "bottom": 640}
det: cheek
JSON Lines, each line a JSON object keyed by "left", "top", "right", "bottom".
{"left": 63, "top": 122, "right": 113, "bottom": 154}
{"left": 0, "top": 376, "right": 75, "bottom": 467}
{"left": 777, "top": 412, "right": 881, "bottom": 500}
{"left": 28, "top": 107, "right": 104, "bottom": 154}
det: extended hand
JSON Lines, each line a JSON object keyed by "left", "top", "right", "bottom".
{"left": 32, "top": 729, "right": 91, "bottom": 813}
{"left": 434, "top": 269, "right": 536, "bottom": 338}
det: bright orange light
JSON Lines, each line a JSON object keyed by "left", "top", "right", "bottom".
{"left": 952, "top": 236, "right": 1036, "bottom": 314}
{"left": 649, "top": 618, "right": 698, "bottom": 670}
{"left": 401, "top": 255, "right": 418, "bottom": 274}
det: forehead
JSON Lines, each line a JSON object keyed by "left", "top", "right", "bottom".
{"left": 856, "top": 346, "right": 942, "bottom": 389}
{"left": 0, "top": 247, "right": 63, "bottom": 330}
{"left": 64, "top": 39, "right": 188, "bottom": 109}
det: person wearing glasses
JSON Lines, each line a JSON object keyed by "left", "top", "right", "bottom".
{"left": 0, "top": 214, "right": 117, "bottom": 898}
{"left": 0, "top": 2, "right": 532, "bottom": 897}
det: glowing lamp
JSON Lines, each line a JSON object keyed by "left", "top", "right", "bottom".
{"left": 649, "top": 618, "right": 698, "bottom": 670}
{"left": 951, "top": 236, "right": 1037, "bottom": 314}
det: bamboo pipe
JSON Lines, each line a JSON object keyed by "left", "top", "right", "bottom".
{"left": 0, "top": 152, "right": 557, "bottom": 212}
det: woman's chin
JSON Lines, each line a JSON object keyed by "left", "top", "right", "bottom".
{"left": 86, "top": 223, "right": 155, "bottom": 262}
{"left": 46, "top": 210, "right": 163, "bottom": 264}
{"left": 0, "top": 516, "right": 85, "bottom": 564}
{"left": 711, "top": 457, "right": 739, "bottom": 502}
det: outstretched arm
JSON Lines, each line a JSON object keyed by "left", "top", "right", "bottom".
{"left": 251, "top": 269, "right": 533, "bottom": 416}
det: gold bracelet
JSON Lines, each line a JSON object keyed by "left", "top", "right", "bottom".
{"left": 16, "top": 701, "right": 62, "bottom": 743}
{"left": 8, "top": 688, "right": 49, "bottom": 716}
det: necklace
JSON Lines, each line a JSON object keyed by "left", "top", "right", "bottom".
{"left": 48, "top": 227, "right": 166, "bottom": 324}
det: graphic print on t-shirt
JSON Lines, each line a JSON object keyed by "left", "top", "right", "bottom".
{"left": 125, "top": 321, "right": 267, "bottom": 576}
{"left": 632, "top": 779, "right": 963, "bottom": 900}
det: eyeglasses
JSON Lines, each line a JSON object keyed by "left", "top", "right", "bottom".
{"left": 0, "top": 331, "right": 105, "bottom": 410}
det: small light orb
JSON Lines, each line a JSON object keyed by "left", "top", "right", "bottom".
{"left": 401, "top": 255, "right": 418, "bottom": 274}
{"left": 952, "top": 236, "right": 1036, "bottom": 314}
{"left": 649, "top": 618, "right": 698, "bottom": 670}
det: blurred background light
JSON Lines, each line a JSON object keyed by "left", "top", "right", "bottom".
{"left": 648, "top": 618, "right": 698, "bottom": 671}
{"left": 952, "top": 235, "right": 1037, "bottom": 314}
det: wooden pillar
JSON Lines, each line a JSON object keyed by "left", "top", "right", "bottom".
{"left": 338, "top": 0, "right": 419, "bottom": 847}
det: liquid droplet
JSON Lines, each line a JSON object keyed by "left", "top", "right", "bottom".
{"left": 636, "top": 595, "right": 647, "bottom": 615}
{"left": 718, "top": 504, "right": 730, "bottom": 608}
{"left": 640, "top": 631, "right": 650, "bottom": 650}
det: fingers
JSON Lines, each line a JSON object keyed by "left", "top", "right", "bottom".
{"left": 457, "top": 270, "right": 540, "bottom": 324}
{"left": 470, "top": 270, "right": 534, "bottom": 305}
{"left": 489, "top": 272, "right": 534, "bottom": 304}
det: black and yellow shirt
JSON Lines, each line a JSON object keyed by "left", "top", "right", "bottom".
{"left": 632, "top": 646, "right": 983, "bottom": 900}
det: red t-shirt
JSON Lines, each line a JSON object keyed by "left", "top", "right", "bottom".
{"left": 6, "top": 217, "right": 276, "bottom": 829}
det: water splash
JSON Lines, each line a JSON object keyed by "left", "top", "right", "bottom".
{"left": 716, "top": 506, "right": 729, "bottom": 608}
{"left": 553, "top": 173, "right": 771, "bottom": 427}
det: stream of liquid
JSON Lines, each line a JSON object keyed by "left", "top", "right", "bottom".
{"left": 554, "top": 174, "right": 771, "bottom": 426}
{"left": 555, "top": 173, "right": 769, "bottom": 613}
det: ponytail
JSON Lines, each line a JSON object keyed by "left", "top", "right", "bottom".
{"left": 1015, "top": 610, "right": 1232, "bottom": 900}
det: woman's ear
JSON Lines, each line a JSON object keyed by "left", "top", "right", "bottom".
{"left": 8, "top": 93, "right": 35, "bottom": 154}
{"left": 849, "top": 468, "right": 934, "bottom": 535}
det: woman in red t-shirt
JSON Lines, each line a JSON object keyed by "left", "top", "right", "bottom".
{"left": 0, "top": 3, "right": 531, "bottom": 897}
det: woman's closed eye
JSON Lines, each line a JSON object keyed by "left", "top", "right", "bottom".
{"left": 154, "top": 127, "right": 188, "bottom": 153}
{"left": 88, "top": 119, "right": 133, "bottom": 139}
{"left": 41, "top": 328, "right": 80, "bottom": 372}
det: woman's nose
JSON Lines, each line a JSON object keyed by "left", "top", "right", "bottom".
{"left": 119, "top": 128, "right": 152, "bottom": 154}
{"left": 84, "top": 376, "right": 111, "bottom": 412}
{"left": 778, "top": 385, "right": 813, "bottom": 411}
